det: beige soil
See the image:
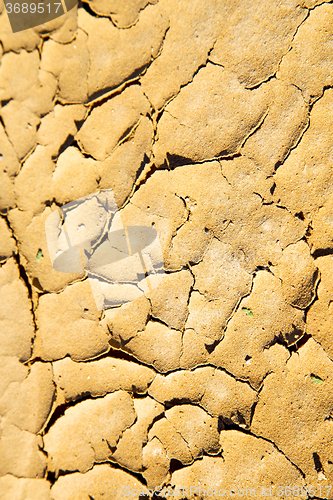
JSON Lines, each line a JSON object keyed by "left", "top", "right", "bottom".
{"left": 1, "top": 0, "right": 333, "bottom": 498}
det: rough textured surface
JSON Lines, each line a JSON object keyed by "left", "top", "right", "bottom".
{"left": 44, "top": 391, "right": 136, "bottom": 474}
{"left": 1, "top": 0, "right": 333, "bottom": 497}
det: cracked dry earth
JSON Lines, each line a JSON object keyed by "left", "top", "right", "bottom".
{"left": 2, "top": 0, "right": 333, "bottom": 499}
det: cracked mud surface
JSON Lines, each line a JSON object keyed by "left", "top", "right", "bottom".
{"left": 1, "top": 0, "right": 333, "bottom": 499}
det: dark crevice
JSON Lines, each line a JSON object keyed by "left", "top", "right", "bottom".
{"left": 166, "top": 153, "right": 196, "bottom": 169}
{"left": 147, "top": 315, "right": 171, "bottom": 329}
{"left": 44, "top": 198, "right": 63, "bottom": 208}
{"left": 268, "top": 330, "right": 304, "bottom": 354}
{"left": 205, "top": 339, "right": 220, "bottom": 354}
{"left": 102, "top": 459, "right": 148, "bottom": 485}
{"left": 13, "top": 253, "right": 33, "bottom": 300}
{"left": 295, "top": 211, "right": 305, "bottom": 221}
{"left": 134, "top": 163, "right": 159, "bottom": 192}
{"left": 74, "top": 116, "right": 86, "bottom": 133}
{"left": 220, "top": 419, "right": 249, "bottom": 432}
{"left": 273, "top": 159, "right": 283, "bottom": 171}
{"left": 43, "top": 391, "right": 103, "bottom": 434}
{"left": 55, "top": 139, "right": 81, "bottom": 160}
{"left": 166, "top": 151, "right": 242, "bottom": 170}
{"left": 87, "top": 345, "right": 149, "bottom": 366}
{"left": 1, "top": 98, "right": 12, "bottom": 107}
{"left": 169, "top": 458, "right": 186, "bottom": 474}
{"left": 46, "top": 470, "right": 57, "bottom": 485}
{"left": 32, "top": 277, "right": 44, "bottom": 291}
{"left": 254, "top": 265, "right": 271, "bottom": 272}
{"left": 81, "top": 0, "right": 103, "bottom": 18}
{"left": 292, "top": 332, "right": 312, "bottom": 351}
{"left": 164, "top": 398, "right": 199, "bottom": 409}
{"left": 88, "top": 67, "right": 147, "bottom": 103}
{"left": 245, "top": 72, "right": 277, "bottom": 91}
{"left": 312, "top": 247, "right": 333, "bottom": 259}
{"left": 218, "top": 416, "right": 225, "bottom": 433}
{"left": 313, "top": 452, "right": 324, "bottom": 473}
{"left": 249, "top": 399, "right": 259, "bottom": 426}
{"left": 57, "top": 134, "right": 75, "bottom": 157}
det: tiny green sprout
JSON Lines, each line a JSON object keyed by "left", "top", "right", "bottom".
{"left": 242, "top": 307, "right": 254, "bottom": 318}
{"left": 36, "top": 249, "right": 44, "bottom": 262}
{"left": 310, "top": 374, "right": 324, "bottom": 384}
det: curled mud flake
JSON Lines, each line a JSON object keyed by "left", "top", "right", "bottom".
{"left": 307, "top": 256, "right": 333, "bottom": 361}
{"left": 0, "top": 259, "right": 34, "bottom": 362}
{"left": 141, "top": 0, "right": 227, "bottom": 111}
{"left": 154, "top": 64, "right": 270, "bottom": 166}
{"left": 41, "top": 29, "right": 89, "bottom": 103}
{"left": 53, "top": 356, "right": 156, "bottom": 401}
{"left": 149, "top": 405, "right": 220, "bottom": 463}
{"left": 83, "top": 0, "right": 158, "bottom": 28}
{"left": 0, "top": 101, "right": 40, "bottom": 161}
{"left": 76, "top": 86, "right": 149, "bottom": 161}
{"left": 0, "top": 423, "right": 46, "bottom": 478}
{"left": 8, "top": 207, "right": 86, "bottom": 294}
{"left": 78, "top": 3, "right": 169, "bottom": 100}
{"left": 112, "top": 396, "right": 164, "bottom": 473}
{"left": 44, "top": 391, "right": 136, "bottom": 474}
{"left": 210, "top": 270, "right": 304, "bottom": 389}
{"left": 35, "top": 280, "right": 109, "bottom": 362}
{"left": 241, "top": 80, "right": 309, "bottom": 176}
{"left": 275, "top": 89, "right": 333, "bottom": 220}
{"left": 124, "top": 321, "right": 182, "bottom": 373}
{"left": 209, "top": 0, "right": 307, "bottom": 88}
{"left": 170, "top": 431, "right": 305, "bottom": 498}
{"left": 51, "top": 464, "right": 145, "bottom": 500}
{"left": 278, "top": 4, "right": 333, "bottom": 103}
{"left": 0, "top": 218, "right": 16, "bottom": 264}
{"left": 0, "top": 362, "right": 55, "bottom": 434}
{"left": 0, "top": 475, "right": 51, "bottom": 500}
{"left": 251, "top": 338, "right": 333, "bottom": 482}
